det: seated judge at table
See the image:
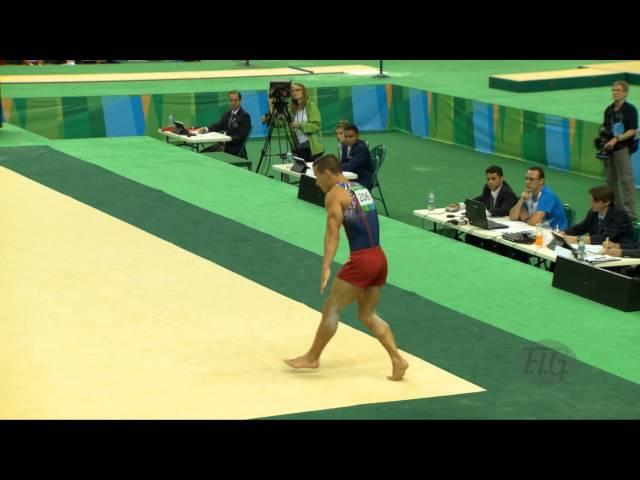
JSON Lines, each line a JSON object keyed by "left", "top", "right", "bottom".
{"left": 563, "top": 185, "right": 634, "bottom": 246}
{"left": 198, "top": 90, "right": 251, "bottom": 158}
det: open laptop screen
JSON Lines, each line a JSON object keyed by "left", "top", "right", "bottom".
{"left": 464, "top": 198, "right": 488, "bottom": 227}
{"left": 173, "top": 121, "right": 194, "bottom": 137}
{"left": 550, "top": 231, "right": 575, "bottom": 251}
{"left": 290, "top": 156, "right": 308, "bottom": 174}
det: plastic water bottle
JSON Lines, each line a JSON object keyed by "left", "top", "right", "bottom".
{"left": 577, "top": 235, "right": 586, "bottom": 261}
{"left": 286, "top": 151, "right": 293, "bottom": 163}
{"left": 168, "top": 114, "right": 174, "bottom": 127}
{"left": 428, "top": 190, "right": 435, "bottom": 211}
{"left": 535, "top": 223, "right": 543, "bottom": 246}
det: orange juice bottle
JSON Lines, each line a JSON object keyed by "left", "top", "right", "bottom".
{"left": 535, "top": 223, "right": 543, "bottom": 246}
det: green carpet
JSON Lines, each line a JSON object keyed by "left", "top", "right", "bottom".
{"left": 2, "top": 145, "right": 640, "bottom": 419}
{"left": 0, "top": 122, "right": 53, "bottom": 146}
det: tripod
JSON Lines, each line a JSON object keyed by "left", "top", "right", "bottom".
{"left": 256, "top": 102, "right": 299, "bottom": 176}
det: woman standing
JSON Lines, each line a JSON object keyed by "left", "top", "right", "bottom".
{"left": 288, "top": 83, "right": 324, "bottom": 162}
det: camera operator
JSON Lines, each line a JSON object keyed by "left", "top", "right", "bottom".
{"left": 601, "top": 80, "right": 638, "bottom": 220}
{"left": 263, "top": 82, "right": 324, "bottom": 162}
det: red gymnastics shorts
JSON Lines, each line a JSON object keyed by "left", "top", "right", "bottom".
{"left": 337, "top": 246, "right": 388, "bottom": 288}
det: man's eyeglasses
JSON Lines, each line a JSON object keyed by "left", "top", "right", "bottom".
{"left": 524, "top": 176, "right": 540, "bottom": 181}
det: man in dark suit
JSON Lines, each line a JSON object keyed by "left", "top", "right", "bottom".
{"left": 471, "top": 165, "right": 518, "bottom": 216}
{"left": 340, "top": 124, "right": 374, "bottom": 190}
{"left": 198, "top": 90, "right": 251, "bottom": 157}
{"left": 447, "top": 165, "right": 518, "bottom": 217}
{"left": 563, "top": 185, "right": 634, "bottom": 245}
{"left": 448, "top": 165, "right": 518, "bottom": 254}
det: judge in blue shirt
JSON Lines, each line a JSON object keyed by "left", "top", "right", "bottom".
{"left": 509, "top": 166, "right": 568, "bottom": 231}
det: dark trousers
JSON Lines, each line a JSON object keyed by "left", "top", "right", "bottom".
{"left": 295, "top": 146, "right": 312, "bottom": 162}
{"left": 202, "top": 142, "right": 244, "bottom": 158}
{"left": 295, "top": 145, "right": 323, "bottom": 163}
{"left": 605, "top": 147, "right": 637, "bottom": 220}
{"left": 202, "top": 143, "right": 225, "bottom": 153}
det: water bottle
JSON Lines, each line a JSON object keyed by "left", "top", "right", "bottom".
{"left": 535, "top": 223, "right": 543, "bottom": 246}
{"left": 286, "top": 151, "right": 293, "bottom": 164}
{"left": 577, "top": 235, "right": 586, "bottom": 261}
{"left": 168, "top": 114, "right": 174, "bottom": 127}
{"left": 428, "top": 190, "right": 435, "bottom": 211}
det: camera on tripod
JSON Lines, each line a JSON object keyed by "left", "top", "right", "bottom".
{"left": 256, "top": 80, "right": 299, "bottom": 176}
{"left": 268, "top": 80, "right": 292, "bottom": 114}
{"left": 594, "top": 124, "right": 613, "bottom": 161}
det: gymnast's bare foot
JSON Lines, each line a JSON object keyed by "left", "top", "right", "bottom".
{"left": 284, "top": 355, "right": 319, "bottom": 369}
{"left": 388, "top": 358, "right": 409, "bottom": 381}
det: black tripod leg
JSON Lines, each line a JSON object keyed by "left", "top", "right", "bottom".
{"left": 256, "top": 116, "right": 277, "bottom": 175}
{"left": 256, "top": 108, "right": 300, "bottom": 176}
{"left": 283, "top": 111, "right": 299, "bottom": 155}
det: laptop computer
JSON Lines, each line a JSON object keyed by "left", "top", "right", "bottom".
{"left": 464, "top": 198, "right": 508, "bottom": 229}
{"left": 549, "top": 231, "right": 576, "bottom": 251}
{"left": 173, "top": 120, "right": 195, "bottom": 137}
{"left": 290, "top": 156, "right": 308, "bottom": 174}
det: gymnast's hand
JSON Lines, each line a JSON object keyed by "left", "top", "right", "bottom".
{"left": 320, "top": 266, "right": 331, "bottom": 294}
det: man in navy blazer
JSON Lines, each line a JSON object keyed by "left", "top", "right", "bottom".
{"left": 564, "top": 185, "right": 634, "bottom": 245}
{"left": 340, "top": 124, "right": 374, "bottom": 190}
{"left": 471, "top": 165, "right": 518, "bottom": 217}
{"left": 198, "top": 90, "right": 252, "bottom": 158}
{"left": 453, "top": 165, "right": 518, "bottom": 253}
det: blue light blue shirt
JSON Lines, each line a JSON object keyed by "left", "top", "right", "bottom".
{"left": 523, "top": 185, "right": 567, "bottom": 230}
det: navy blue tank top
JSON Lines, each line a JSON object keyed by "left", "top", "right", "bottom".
{"left": 337, "top": 182, "right": 380, "bottom": 251}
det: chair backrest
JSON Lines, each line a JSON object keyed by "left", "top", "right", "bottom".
{"left": 239, "top": 125, "right": 253, "bottom": 159}
{"left": 633, "top": 221, "right": 640, "bottom": 243}
{"left": 563, "top": 203, "right": 575, "bottom": 228}
{"left": 369, "top": 144, "right": 386, "bottom": 176}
